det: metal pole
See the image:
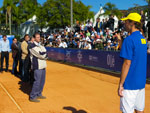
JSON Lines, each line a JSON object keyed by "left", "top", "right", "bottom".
{"left": 9, "top": 9, "right": 12, "bottom": 35}
{"left": 71, "top": 0, "right": 73, "bottom": 32}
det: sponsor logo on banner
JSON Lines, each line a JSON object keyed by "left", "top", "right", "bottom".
{"left": 66, "top": 51, "right": 71, "bottom": 60}
{"left": 89, "top": 55, "right": 98, "bottom": 62}
{"left": 77, "top": 50, "right": 82, "bottom": 62}
{"left": 50, "top": 49, "right": 54, "bottom": 56}
{"left": 107, "top": 54, "right": 115, "bottom": 67}
{"left": 57, "top": 52, "right": 63, "bottom": 59}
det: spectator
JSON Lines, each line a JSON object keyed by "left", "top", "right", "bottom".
{"left": 17, "top": 38, "right": 23, "bottom": 77}
{"left": 102, "top": 19, "right": 105, "bottom": 32}
{"left": 84, "top": 40, "right": 92, "bottom": 50}
{"left": 95, "top": 39, "right": 104, "bottom": 50}
{"left": 28, "top": 36, "right": 35, "bottom": 84}
{"left": 59, "top": 39, "right": 68, "bottom": 48}
{"left": 81, "top": 23, "right": 85, "bottom": 32}
{"left": 118, "top": 20, "right": 124, "bottom": 30}
{"left": 96, "top": 18, "right": 102, "bottom": 33}
{"left": 29, "top": 33, "right": 48, "bottom": 102}
{"left": 108, "top": 15, "right": 115, "bottom": 31}
{"left": 28, "top": 36, "right": 35, "bottom": 49}
{"left": 147, "top": 40, "right": 150, "bottom": 54}
{"left": 147, "top": 19, "right": 150, "bottom": 40}
{"left": 86, "top": 30, "right": 91, "bottom": 37}
{"left": 11, "top": 38, "right": 19, "bottom": 76}
{"left": 105, "top": 40, "right": 112, "bottom": 51}
{"left": 21, "top": 34, "right": 30, "bottom": 82}
{"left": 0, "top": 35, "right": 10, "bottom": 72}
{"left": 66, "top": 25, "right": 71, "bottom": 33}
{"left": 140, "top": 10, "right": 146, "bottom": 36}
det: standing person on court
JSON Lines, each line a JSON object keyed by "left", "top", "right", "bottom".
{"left": 21, "top": 34, "right": 30, "bottom": 82}
{"left": 11, "top": 38, "right": 19, "bottom": 76}
{"left": 28, "top": 36, "right": 35, "bottom": 85}
{"left": 29, "top": 33, "right": 48, "bottom": 102}
{"left": 117, "top": 13, "right": 147, "bottom": 113}
{"left": 0, "top": 35, "right": 10, "bottom": 72}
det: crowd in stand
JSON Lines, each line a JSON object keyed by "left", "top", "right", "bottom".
{"left": 42, "top": 16, "right": 125, "bottom": 51}
{"left": 41, "top": 12, "right": 150, "bottom": 52}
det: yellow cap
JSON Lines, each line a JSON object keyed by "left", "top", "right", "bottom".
{"left": 121, "top": 13, "right": 141, "bottom": 23}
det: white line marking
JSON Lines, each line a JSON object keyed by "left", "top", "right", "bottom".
{"left": 0, "top": 82, "right": 24, "bottom": 113}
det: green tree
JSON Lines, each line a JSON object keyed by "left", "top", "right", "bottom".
{"left": 0, "top": 0, "right": 94, "bottom": 34}
{"left": 0, "top": 0, "right": 39, "bottom": 35}
{"left": 39, "top": 0, "right": 94, "bottom": 29}
{"left": 73, "top": 1, "right": 94, "bottom": 22}
{"left": 35, "top": 5, "right": 47, "bottom": 32}
{"left": 18, "top": 0, "right": 38, "bottom": 22}
{"left": 1, "top": 0, "right": 19, "bottom": 34}
{"left": 103, "top": 2, "right": 123, "bottom": 19}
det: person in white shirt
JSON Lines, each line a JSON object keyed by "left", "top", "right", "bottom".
{"left": 59, "top": 40, "right": 68, "bottom": 48}
{"left": 84, "top": 40, "right": 92, "bottom": 50}
{"left": 79, "top": 39, "right": 85, "bottom": 49}
{"left": 66, "top": 25, "right": 71, "bottom": 33}
{"left": 81, "top": 23, "right": 85, "bottom": 31}
{"left": 0, "top": 35, "right": 10, "bottom": 72}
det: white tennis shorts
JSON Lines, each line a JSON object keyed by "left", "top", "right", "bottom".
{"left": 120, "top": 88, "right": 145, "bottom": 113}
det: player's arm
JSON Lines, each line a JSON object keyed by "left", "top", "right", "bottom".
{"left": 118, "top": 59, "right": 131, "bottom": 97}
{"left": 120, "top": 59, "right": 131, "bottom": 85}
{"left": 30, "top": 47, "right": 47, "bottom": 60}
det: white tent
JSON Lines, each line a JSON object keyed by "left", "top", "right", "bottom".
{"left": 20, "top": 15, "right": 49, "bottom": 38}
{"left": 20, "top": 15, "right": 39, "bottom": 38}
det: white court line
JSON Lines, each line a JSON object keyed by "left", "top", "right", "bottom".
{"left": 0, "top": 82, "right": 24, "bottom": 113}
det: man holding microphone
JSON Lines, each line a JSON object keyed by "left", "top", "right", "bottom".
{"left": 117, "top": 13, "right": 147, "bottom": 113}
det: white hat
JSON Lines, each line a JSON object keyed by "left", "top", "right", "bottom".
{"left": 97, "top": 39, "right": 103, "bottom": 42}
{"left": 96, "top": 39, "right": 101, "bottom": 42}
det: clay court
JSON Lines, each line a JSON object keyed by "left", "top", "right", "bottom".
{"left": 1, "top": 57, "right": 150, "bottom": 113}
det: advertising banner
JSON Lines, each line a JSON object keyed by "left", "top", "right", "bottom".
{"left": 46, "top": 47, "right": 150, "bottom": 78}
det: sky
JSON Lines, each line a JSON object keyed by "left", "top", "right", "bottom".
{"left": 0, "top": 0, "right": 148, "bottom": 12}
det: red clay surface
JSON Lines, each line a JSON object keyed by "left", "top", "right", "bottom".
{"left": 0, "top": 56, "right": 150, "bottom": 113}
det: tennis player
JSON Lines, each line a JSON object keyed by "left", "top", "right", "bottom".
{"left": 117, "top": 13, "right": 147, "bottom": 113}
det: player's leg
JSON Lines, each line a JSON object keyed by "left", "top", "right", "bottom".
{"left": 135, "top": 88, "right": 145, "bottom": 113}
{"left": 120, "top": 90, "right": 137, "bottom": 113}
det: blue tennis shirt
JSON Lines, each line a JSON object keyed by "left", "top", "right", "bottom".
{"left": 120, "top": 31, "right": 147, "bottom": 90}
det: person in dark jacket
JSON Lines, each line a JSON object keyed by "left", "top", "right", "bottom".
{"left": 108, "top": 15, "right": 115, "bottom": 31}
{"left": 147, "top": 20, "right": 150, "bottom": 40}
{"left": 96, "top": 18, "right": 102, "bottom": 33}
{"left": 11, "top": 38, "right": 19, "bottom": 76}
